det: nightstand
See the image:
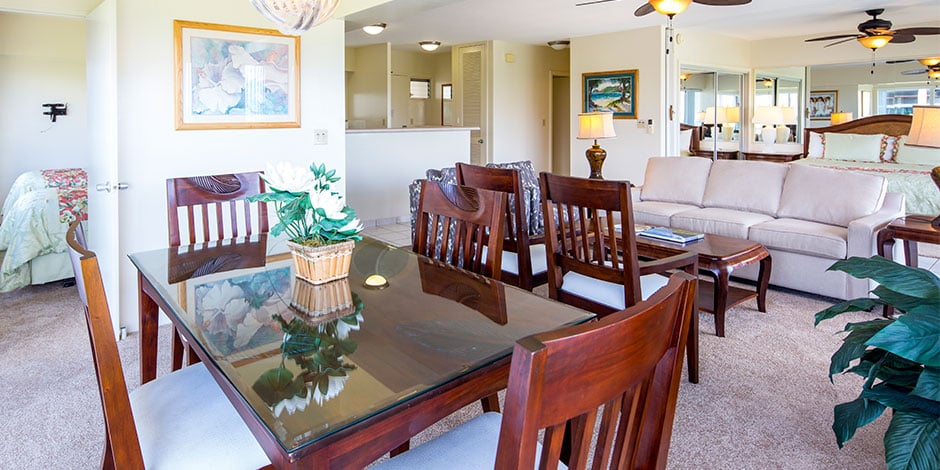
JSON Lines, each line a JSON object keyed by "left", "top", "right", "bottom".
{"left": 741, "top": 151, "right": 802, "bottom": 163}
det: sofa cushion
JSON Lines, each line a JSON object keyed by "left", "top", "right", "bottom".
{"left": 670, "top": 208, "right": 774, "bottom": 239}
{"left": 702, "top": 160, "right": 788, "bottom": 216}
{"left": 640, "top": 157, "right": 712, "bottom": 206}
{"left": 749, "top": 218, "right": 848, "bottom": 259}
{"left": 632, "top": 201, "right": 699, "bottom": 227}
{"left": 777, "top": 164, "right": 886, "bottom": 228}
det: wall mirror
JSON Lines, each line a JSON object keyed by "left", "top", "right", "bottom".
{"left": 680, "top": 67, "right": 743, "bottom": 159}
{"left": 753, "top": 67, "right": 804, "bottom": 144}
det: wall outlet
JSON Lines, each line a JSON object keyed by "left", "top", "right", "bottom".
{"left": 637, "top": 120, "right": 647, "bottom": 129}
{"left": 314, "top": 129, "right": 328, "bottom": 145}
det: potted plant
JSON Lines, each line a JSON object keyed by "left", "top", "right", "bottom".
{"left": 250, "top": 162, "right": 362, "bottom": 284}
{"left": 814, "top": 255, "right": 939, "bottom": 470}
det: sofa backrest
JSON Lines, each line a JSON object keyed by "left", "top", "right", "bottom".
{"left": 778, "top": 164, "right": 887, "bottom": 227}
{"left": 640, "top": 157, "right": 712, "bottom": 206}
{"left": 702, "top": 160, "right": 789, "bottom": 216}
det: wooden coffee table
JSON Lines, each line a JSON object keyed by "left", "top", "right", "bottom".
{"left": 635, "top": 233, "right": 772, "bottom": 337}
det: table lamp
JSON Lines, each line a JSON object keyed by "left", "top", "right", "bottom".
{"left": 577, "top": 112, "right": 616, "bottom": 179}
{"left": 723, "top": 107, "right": 740, "bottom": 142}
{"left": 703, "top": 106, "right": 727, "bottom": 141}
{"left": 905, "top": 105, "right": 940, "bottom": 228}
{"left": 776, "top": 107, "right": 797, "bottom": 143}
{"left": 831, "top": 112, "right": 853, "bottom": 125}
{"left": 752, "top": 106, "right": 783, "bottom": 145}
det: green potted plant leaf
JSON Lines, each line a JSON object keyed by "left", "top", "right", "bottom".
{"left": 815, "top": 255, "right": 940, "bottom": 470}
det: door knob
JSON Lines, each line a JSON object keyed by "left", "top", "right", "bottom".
{"left": 477, "top": 139, "right": 484, "bottom": 144}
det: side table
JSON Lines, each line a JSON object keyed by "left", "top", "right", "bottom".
{"left": 690, "top": 149, "right": 738, "bottom": 160}
{"left": 741, "top": 151, "right": 803, "bottom": 163}
{"left": 876, "top": 215, "right": 940, "bottom": 316}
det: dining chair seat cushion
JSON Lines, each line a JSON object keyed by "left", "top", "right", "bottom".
{"left": 560, "top": 271, "right": 670, "bottom": 311}
{"left": 501, "top": 243, "right": 548, "bottom": 276}
{"left": 373, "top": 412, "right": 567, "bottom": 470}
{"left": 130, "top": 362, "right": 271, "bottom": 470}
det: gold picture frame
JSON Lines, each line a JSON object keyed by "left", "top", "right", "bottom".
{"left": 174, "top": 20, "right": 300, "bottom": 130}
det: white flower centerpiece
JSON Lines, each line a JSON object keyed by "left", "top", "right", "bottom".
{"left": 250, "top": 162, "right": 362, "bottom": 284}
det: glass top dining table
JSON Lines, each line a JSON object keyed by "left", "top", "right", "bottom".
{"left": 129, "top": 235, "right": 593, "bottom": 468}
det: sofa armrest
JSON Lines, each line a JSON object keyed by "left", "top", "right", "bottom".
{"left": 631, "top": 186, "right": 642, "bottom": 204}
{"left": 846, "top": 191, "right": 906, "bottom": 259}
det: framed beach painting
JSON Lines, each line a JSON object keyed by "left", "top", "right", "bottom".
{"left": 174, "top": 20, "right": 300, "bottom": 130}
{"left": 583, "top": 69, "right": 638, "bottom": 119}
{"left": 809, "top": 90, "right": 838, "bottom": 121}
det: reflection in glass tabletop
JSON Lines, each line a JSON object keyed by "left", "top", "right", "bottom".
{"left": 129, "top": 236, "right": 593, "bottom": 455}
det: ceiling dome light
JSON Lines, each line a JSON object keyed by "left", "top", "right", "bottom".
{"left": 857, "top": 34, "right": 892, "bottom": 50}
{"left": 419, "top": 41, "right": 441, "bottom": 52}
{"left": 649, "top": 0, "right": 692, "bottom": 18}
{"left": 362, "top": 23, "right": 386, "bottom": 35}
{"left": 918, "top": 57, "right": 940, "bottom": 67}
{"left": 547, "top": 40, "right": 570, "bottom": 51}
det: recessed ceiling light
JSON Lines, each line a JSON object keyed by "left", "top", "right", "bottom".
{"left": 419, "top": 41, "right": 441, "bottom": 52}
{"left": 362, "top": 23, "right": 386, "bottom": 35}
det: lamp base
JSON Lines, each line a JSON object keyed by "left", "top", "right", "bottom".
{"left": 586, "top": 143, "right": 607, "bottom": 179}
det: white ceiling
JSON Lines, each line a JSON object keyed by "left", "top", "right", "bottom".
{"left": 2, "top": 0, "right": 938, "bottom": 53}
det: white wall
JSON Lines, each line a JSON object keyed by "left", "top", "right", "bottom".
{"left": 95, "top": 0, "right": 347, "bottom": 331}
{"left": 570, "top": 26, "right": 665, "bottom": 186}
{"left": 490, "top": 41, "right": 569, "bottom": 174}
{"left": 750, "top": 27, "right": 940, "bottom": 69}
{"left": 346, "top": 43, "right": 390, "bottom": 128}
{"left": 0, "top": 13, "right": 88, "bottom": 200}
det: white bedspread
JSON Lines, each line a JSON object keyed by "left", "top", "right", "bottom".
{"left": 792, "top": 159, "right": 939, "bottom": 215}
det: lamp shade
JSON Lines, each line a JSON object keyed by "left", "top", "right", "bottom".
{"left": 752, "top": 106, "right": 783, "bottom": 124}
{"left": 906, "top": 106, "right": 940, "bottom": 148}
{"left": 857, "top": 35, "right": 891, "bottom": 50}
{"left": 703, "top": 106, "right": 728, "bottom": 125}
{"left": 725, "top": 107, "right": 741, "bottom": 124}
{"left": 830, "top": 112, "right": 853, "bottom": 125}
{"left": 780, "top": 107, "right": 797, "bottom": 125}
{"left": 577, "top": 112, "right": 616, "bottom": 140}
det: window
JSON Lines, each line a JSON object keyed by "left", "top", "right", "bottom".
{"left": 410, "top": 79, "right": 430, "bottom": 99}
{"left": 876, "top": 85, "right": 938, "bottom": 115}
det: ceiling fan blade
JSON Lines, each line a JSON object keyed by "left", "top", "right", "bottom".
{"left": 885, "top": 59, "right": 915, "bottom": 64}
{"left": 575, "top": 0, "right": 618, "bottom": 6}
{"left": 693, "top": 0, "right": 752, "bottom": 5}
{"left": 901, "top": 69, "right": 926, "bottom": 75}
{"left": 805, "top": 34, "right": 859, "bottom": 42}
{"left": 824, "top": 37, "right": 859, "bottom": 48}
{"left": 634, "top": 3, "right": 655, "bottom": 16}
{"left": 890, "top": 34, "right": 916, "bottom": 44}
{"left": 893, "top": 27, "right": 940, "bottom": 36}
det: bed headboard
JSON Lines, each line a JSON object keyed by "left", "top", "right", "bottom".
{"left": 803, "top": 114, "right": 912, "bottom": 157}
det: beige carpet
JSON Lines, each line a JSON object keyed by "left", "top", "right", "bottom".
{"left": 0, "top": 280, "right": 888, "bottom": 469}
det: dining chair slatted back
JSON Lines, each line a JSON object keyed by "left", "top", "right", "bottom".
{"left": 167, "top": 172, "right": 268, "bottom": 246}
{"left": 67, "top": 222, "right": 145, "bottom": 468}
{"left": 413, "top": 180, "right": 508, "bottom": 279}
{"left": 456, "top": 163, "right": 546, "bottom": 290}
{"left": 495, "top": 272, "right": 697, "bottom": 469}
{"left": 539, "top": 172, "right": 642, "bottom": 313}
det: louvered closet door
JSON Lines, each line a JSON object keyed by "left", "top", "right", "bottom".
{"left": 456, "top": 44, "right": 487, "bottom": 165}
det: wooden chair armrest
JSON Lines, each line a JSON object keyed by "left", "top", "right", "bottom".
{"left": 528, "top": 233, "right": 546, "bottom": 245}
{"left": 638, "top": 251, "right": 697, "bottom": 276}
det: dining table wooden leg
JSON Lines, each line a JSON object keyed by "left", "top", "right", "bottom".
{"left": 138, "top": 272, "right": 159, "bottom": 384}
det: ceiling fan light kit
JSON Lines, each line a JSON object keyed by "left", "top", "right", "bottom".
{"left": 857, "top": 34, "right": 892, "bottom": 50}
{"left": 919, "top": 58, "right": 940, "bottom": 67}
{"left": 649, "top": 0, "right": 692, "bottom": 17}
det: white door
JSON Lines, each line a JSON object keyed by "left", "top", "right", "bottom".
{"left": 455, "top": 44, "right": 488, "bottom": 164}
{"left": 86, "top": 2, "right": 123, "bottom": 336}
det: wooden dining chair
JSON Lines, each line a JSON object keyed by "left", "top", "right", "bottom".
{"left": 456, "top": 162, "right": 547, "bottom": 291}
{"left": 540, "top": 172, "right": 701, "bottom": 383}
{"left": 413, "top": 180, "right": 508, "bottom": 280}
{"left": 374, "top": 272, "right": 698, "bottom": 469}
{"left": 66, "top": 222, "right": 271, "bottom": 470}
{"left": 166, "top": 171, "right": 268, "bottom": 368}
{"left": 166, "top": 171, "right": 268, "bottom": 246}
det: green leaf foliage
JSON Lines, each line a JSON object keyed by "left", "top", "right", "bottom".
{"left": 914, "top": 367, "right": 940, "bottom": 403}
{"left": 829, "top": 320, "right": 890, "bottom": 378}
{"left": 867, "top": 308, "right": 940, "bottom": 367}
{"left": 832, "top": 397, "right": 886, "bottom": 448}
{"left": 884, "top": 410, "right": 940, "bottom": 470}
{"left": 829, "top": 256, "right": 940, "bottom": 298}
{"left": 815, "top": 298, "right": 883, "bottom": 326}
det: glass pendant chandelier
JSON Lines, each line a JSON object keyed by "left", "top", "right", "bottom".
{"left": 249, "top": 0, "right": 341, "bottom": 36}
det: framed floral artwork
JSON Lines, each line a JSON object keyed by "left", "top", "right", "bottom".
{"left": 809, "top": 90, "right": 838, "bottom": 121}
{"left": 583, "top": 69, "right": 638, "bottom": 119}
{"left": 174, "top": 20, "right": 300, "bottom": 130}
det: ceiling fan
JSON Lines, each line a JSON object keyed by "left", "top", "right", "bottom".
{"left": 804, "top": 9, "right": 940, "bottom": 50}
{"left": 574, "top": 0, "right": 752, "bottom": 18}
{"left": 887, "top": 58, "right": 940, "bottom": 79}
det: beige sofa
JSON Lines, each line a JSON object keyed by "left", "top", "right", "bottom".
{"left": 632, "top": 157, "right": 905, "bottom": 300}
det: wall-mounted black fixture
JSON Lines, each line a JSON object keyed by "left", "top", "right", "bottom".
{"left": 42, "top": 103, "right": 67, "bottom": 122}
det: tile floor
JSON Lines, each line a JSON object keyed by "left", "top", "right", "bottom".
{"left": 361, "top": 222, "right": 412, "bottom": 248}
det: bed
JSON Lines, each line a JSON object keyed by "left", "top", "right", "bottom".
{"left": 799, "top": 114, "right": 940, "bottom": 216}
{"left": 0, "top": 169, "right": 87, "bottom": 292}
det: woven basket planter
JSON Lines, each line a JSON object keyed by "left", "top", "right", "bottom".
{"left": 287, "top": 239, "right": 354, "bottom": 285}
{"left": 290, "top": 277, "right": 356, "bottom": 320}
